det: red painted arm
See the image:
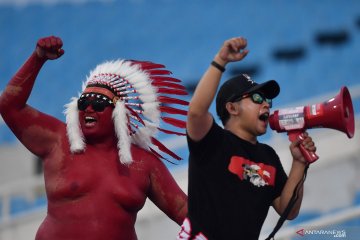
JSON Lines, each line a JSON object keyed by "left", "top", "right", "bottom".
{"left": 0, "top": 36, "right": 66, "bottom": 158}
{"left": 148, "top": 158, "right": 188, "bottom": 225}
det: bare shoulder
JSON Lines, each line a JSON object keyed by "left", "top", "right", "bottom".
{"left": 130, "top": 144, "right": 166, "bottom": 169}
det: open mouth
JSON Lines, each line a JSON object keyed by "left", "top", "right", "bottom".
{"left": 259, "top": 112, "right": 269, "bottom": 122}
{"left": 84, "top": 116, "right": 97, "bottom": 126}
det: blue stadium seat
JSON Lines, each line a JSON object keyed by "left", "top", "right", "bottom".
{"left": 0, "top": 125, "right": 16, "bottom": 144}
{"left": 34, "top": 195, "right": 47, "bottom": 208}
{"left": 352, "top": 191, "right": 360, "bottom": 206}
{"left": 10, "top": 196, "right": 31, "bottom": 215}
{"left": 0, "top": 1, "right": 359, "bottom": 146}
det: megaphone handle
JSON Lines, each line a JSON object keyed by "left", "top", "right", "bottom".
{"left": 288, "top": 131, "right": 319, "bottom": 163}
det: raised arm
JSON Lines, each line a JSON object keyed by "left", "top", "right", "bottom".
{"left": 187, "top": 37, "right": 249, "bottom": 141}
{"left": 0, "top": 36, "right": 65, "bottom": 158}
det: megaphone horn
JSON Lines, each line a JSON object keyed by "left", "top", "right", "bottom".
{"left": 269, "top": 86, "right": 355, "bottom": 163}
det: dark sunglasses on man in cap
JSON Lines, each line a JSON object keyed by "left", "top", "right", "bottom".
{"left": 77, "top": 97, "right": 114, "bottom": 112}
{"left": 230, "top": 92, "right": 272, "bottom": 108}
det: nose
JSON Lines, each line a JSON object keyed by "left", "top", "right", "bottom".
{"left": 84, "top": 103, "right": 95, "bottom": 112}
{"left": 262, "top": 101, "right": 271, "bottom": 110}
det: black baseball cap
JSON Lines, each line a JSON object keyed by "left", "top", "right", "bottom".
{"left": 216, "top": 74, "right": 280, "bottom": 121}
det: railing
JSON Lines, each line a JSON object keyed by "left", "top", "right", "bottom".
{"left": 0, "top": 176, "right": 46, "bottom": 227}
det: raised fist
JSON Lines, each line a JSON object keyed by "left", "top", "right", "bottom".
{"left": 217, "top": 37, "right": 249, "bottom": 64}
{"left": 36, "top": 36, "right": 64, "bottom": 60}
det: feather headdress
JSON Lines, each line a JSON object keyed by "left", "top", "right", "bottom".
{"left": 64, "top": 59, "right": 188, "bottom": 165}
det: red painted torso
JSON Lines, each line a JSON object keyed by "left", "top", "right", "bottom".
{"left": 35, "top": 131, "right": 156, "bottom": 240}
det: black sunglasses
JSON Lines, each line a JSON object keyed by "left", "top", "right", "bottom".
{"left": 77, "top": 97, "right": 114, "bottom": 112}
{"left": 232, "top": 92, "right": 272, "bottom": 108}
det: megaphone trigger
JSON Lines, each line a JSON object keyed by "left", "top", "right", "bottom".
{"left": 288, "top": 131, "right": 319, "bottom": 163}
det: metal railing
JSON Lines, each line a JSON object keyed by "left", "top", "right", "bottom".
{"left": 0, "top": 176, "right": 45, "bottom": 226}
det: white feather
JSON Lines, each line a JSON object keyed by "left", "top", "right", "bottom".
{"left": 63, "top": 97, "right": 85, "bottom": 153}
{"left": 142, "top": 102, "right": 160, "bottom": 123}
{"left": 132, "top": 120, "right": 158, "bottom": 150}
{"left": 143, "top": 120, "right": 159, "bottom": 135}
{"left": 139, "top": 94, "right": 157, "bottom": 103}
{"left": 86, "top": 59, "right": 127, "bottom": 84}
{"left": 132, "top": 81, "right": 149, "bottom": 89}
{"left": 137, "top": 84, "right": 157, "bottom": 96}
{"left": 113, "top": 101, "right": 133, "bottom": 165}
{"left": 131, "top": 131, "right": 151, "bottom": 150}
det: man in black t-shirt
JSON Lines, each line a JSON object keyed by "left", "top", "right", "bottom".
{"left": 177, "top": 37, "right": 317, "bottom": 240}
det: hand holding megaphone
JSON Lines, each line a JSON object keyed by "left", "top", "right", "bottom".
{"left": 289, "top": 131, "right": 318, "bottom": 163}
{"left": 269, "top": 86, "right": 355, "bottom": 164}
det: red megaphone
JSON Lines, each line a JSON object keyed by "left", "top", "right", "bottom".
{"left": 269, "top": 86, "right": 355, "bottom": 163}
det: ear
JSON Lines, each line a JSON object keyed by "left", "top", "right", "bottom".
{"left": 225, "top": 102, "right": 240, "bottom": 116}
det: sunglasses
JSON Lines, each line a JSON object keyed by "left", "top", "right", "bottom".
{"left": 232, "top": 92, "right": 272, "bottom": 108}
{"left": 77, "top": 97, "right": 114, "bottom": 112}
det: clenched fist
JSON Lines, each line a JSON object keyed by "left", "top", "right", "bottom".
{"left": 36, "top": 36, "right": 64, "bottom": 60}
{"left": 214, "top": 37, "right": 249, "bottom": 66}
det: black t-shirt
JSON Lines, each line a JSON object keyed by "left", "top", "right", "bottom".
{"left": 187, "top": 120, "right": 287, "bottom": 240}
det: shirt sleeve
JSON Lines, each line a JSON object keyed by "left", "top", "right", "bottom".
{"left": 187, "top": 118, "right": 223, "bottom": 164}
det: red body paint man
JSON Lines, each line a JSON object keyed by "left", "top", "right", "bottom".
{"left": 0, "top": 36, "right": 187, "bottom": 240}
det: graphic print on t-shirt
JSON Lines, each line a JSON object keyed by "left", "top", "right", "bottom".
{"left": 228, "top": 156, "right": 276, "bottom": 187}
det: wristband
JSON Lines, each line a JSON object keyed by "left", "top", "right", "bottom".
{"left": 211, "top": 61, "right": 225, "bottom": 73}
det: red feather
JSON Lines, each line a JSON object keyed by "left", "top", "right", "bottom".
{"left": 131, "top": 61, "right": 165, "bottom": 70}
{"left": 125, "top": 105, "right": 145, "bottom": 125}
{"left": 161, "top": 117, "right": 186, "bottom": 128}
{"left": 157, "top": 88, "right": 188, "bottom": 95}
{"left": 158, "top": 96, "right": 189, "bottom": 106}
{"left": 150, "top": 76, "right": 181, "bottom": 83}
{"left": 147, "top": 69, "right": 172, "bottom": 75}
{"left": 158, "top": 128, "right": 186, "bottom": 136}
{"left": 151, "top": 137, "right": 182, "bottom": 160}
{"left": 159, "top": 106, "right": 187, "bottom": 115}
{"left": 152, "top": 81, "right": 186, "bottom": 90}
{"left": 149, "top": 147, "right": 177, "bottom": 164}
{"left": 149, "top": 147, "right": 165, "bottom": 159}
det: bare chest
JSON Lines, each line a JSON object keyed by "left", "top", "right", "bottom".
{"left": 44, "top": 150, "right": 149, "bottom": 211}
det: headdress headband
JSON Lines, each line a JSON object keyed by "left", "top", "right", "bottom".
{"left": 64, "top": 59, "right": 188, "bottom": 165}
